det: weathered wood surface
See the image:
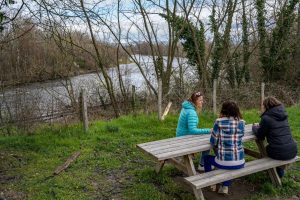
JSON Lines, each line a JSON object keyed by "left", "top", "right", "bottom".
{"left": 161, "top": 102, "right": 172, "bottom": 121}
{"left": 137, "top": 124, "right": 253, "bottom": 161}
{"left": 256, "top": 139, "right": 282, "bottom": 186}
{"left": 185, "top": 156, "right": 300, "bottom": 190}
{"left": 80, "top": 89, "right": 89, "bottom": 132}
{"left": 166, "top": 158, "right": 188, "bottom": 175}
{"left": 244, "top": 148, "right": 262, "bottom": 158}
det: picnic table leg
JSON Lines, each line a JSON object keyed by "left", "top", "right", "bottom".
{"left": 155, "top": 161, "right": 165, "bottom": 173}
{"left": 183, "top": 155, "right": 205, "bottom": 200}
{"left": 167, "top": 158, "right": 188, "bottom": 175}
{"left": 255, "top": 140, "right": 282, "bottom": 186}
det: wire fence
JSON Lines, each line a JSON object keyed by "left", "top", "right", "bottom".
{"left": 0, "top": 81, "right": 299, "bottom": 131}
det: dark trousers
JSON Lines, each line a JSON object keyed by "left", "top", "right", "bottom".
{"left": 204, "top": 155, "right": 244, "bottom": 186}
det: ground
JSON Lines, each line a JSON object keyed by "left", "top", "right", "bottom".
{"left": 175, "top": 175, "right": 300, "bottom": 200}
{"left": 0, "top": 108, "right": 300, "bottom": 200}
{"left": 0, "top": 147, "right": 300, "bottom": 200}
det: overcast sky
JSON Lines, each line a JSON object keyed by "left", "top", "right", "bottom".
{"left": 4, "top": 0, "right": 281, "bottom": 44}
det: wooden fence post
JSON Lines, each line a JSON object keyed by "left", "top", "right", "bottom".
{"left": 213, "top": 79, "right": 217, "bottom": 115}
{"left": 261, "top": 82, "right": 265, "bottom": 112}
{"left": 132, "top": 85, "right": 136, "bottom": 114}
{"left": 80, "top": 89, "right": 88, "bottom": 132}
{"left": 161, "top": 102, "right": 172, "bottom": 121}
{"left": 158, "top": 78, "right": 162, "bottom": 121}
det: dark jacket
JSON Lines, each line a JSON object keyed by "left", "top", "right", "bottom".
{"left": 254, "top": 105, "right": 297, "bottom": 160}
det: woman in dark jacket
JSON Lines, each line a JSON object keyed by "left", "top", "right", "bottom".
{"left": 252, "top": 96, "right": 298, "bottom": 177}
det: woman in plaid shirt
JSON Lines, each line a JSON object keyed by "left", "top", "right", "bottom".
{"left": 204, "top": 101, "right": 245, "bottom": 194}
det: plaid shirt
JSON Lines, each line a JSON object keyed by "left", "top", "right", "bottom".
{"left": 210, "top": 117, "right": 245, "bottom": 162}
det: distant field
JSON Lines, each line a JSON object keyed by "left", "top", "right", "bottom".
{"left": 0, "top": 106, "right": 299, "bottom": 200}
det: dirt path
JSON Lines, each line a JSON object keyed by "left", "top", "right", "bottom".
{"left": 174, "top": 176, "right": 300, "bottom": 200}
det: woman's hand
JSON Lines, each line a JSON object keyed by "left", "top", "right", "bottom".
{"left": 252, "top": 124, "right": 260, "bottom": 133}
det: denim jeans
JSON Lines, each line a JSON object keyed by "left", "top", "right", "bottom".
{"left": 199, "top": 150, "right": 210, "bottom": 166}
{"left": 276, "top": 167, "right": 285, "bottom": 178}
{"left": 204, "top": 155, "right": 244, "bottom": 186}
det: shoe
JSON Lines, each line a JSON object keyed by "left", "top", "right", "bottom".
{"left": 210, "top": 185, "right": 217, "bottom": 192}
{"left": 198, "top": 165, "right": 215, "bottom": 171}
{"left": 218, "top": 186, "right": 228, "bottom": 194}
{"left": 198, "top": 165, "right": 205, "bottom": 171}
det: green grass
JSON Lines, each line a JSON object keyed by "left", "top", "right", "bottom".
{"left": 0, "top": 107, "right": 299, "bottom": 199}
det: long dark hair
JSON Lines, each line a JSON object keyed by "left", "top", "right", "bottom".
{"left": 263, "top": 96, "right": 282, "bottom": 111}
{"left": 220, "top": 101, "right": 242, "bottom": 120}
{"left": 188, "top": 91, "right": 203, "bottom": 105}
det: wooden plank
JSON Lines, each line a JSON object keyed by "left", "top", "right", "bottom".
{"left": 185, "top": 156, "right": 300, "bottom": 189}
{"left": 138, "top": 124, "right": 253, "bottom": 148}
{"left": 152, "top": 133, "right": 256, "bottom": 156}
{"left": 140, "top": 129, "right": 254, "bottom": 154}
{"left": 186, "top": 158, "right": 267, "bottom": 182}
{"left": 187, "top": 155, "right": 300, "bottom": 184}
{"left": 137, "top": 124, "right": 255, "bottom": 161}
{"left": 136, "top": 145, "right": 163, "bottom": 160}
{"left": 152, "top": 142, "right": 208, "bottom": 156}
{"left": 155, "top": 134, "right": 256, "bottom": 161}
{"left": 150, "top": 137, "right": 211, "bottom": 154}
{"left": 268, "top": 167, "right": 282, "bottom": 186}
{"left": 183, "top": 155, "right": 205, "bottom": 200}
{"left": 193, "top": 188, "right": 205, "bottom": 200}
{"left": 167, "top": 158, "right": 188, "bottom": 175}
{"left": 236, "top": 134, "right": 257, "bottom": 142}
{"left": 255, "top": 140, "right": 281, "bottom": 186}
{"left": 138, "top": 135, "right": 197, "bottom": 148}
{"left": 161, "top": 102, "right": 172, "bottom": 121}
{"left": 244, "top": 148, "right": 262, "bottom": 158}
{"left": 184, "top": 154, "right": 197, "bottom": 176}
{"left": 141, "top": 135, "right": 209, "bottom": 151}
{"left": 155, "top": 161, "right": 165, "bottom": 173}
{"left": 157, "top": 144, "right": 211, "bottom": 161}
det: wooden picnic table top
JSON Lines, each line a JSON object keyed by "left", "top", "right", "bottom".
{"left": 137, "top": 124, "right": 255, "bottom": 161}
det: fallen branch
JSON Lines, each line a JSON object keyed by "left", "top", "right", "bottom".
{"left": 53, "top": 151, "right": 81, "bottom": 175}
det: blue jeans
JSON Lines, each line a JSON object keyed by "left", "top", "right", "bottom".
{"left": 204, "top": 155, "right": 244, "bottom": 186}
{"left": 276, "top": 167, "right": 284, "bottom": 178}
{"left": 199, "top": 150, "right": 210, "bottom": 166}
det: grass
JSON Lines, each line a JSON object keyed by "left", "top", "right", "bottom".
{"left": 0, "top": 106, "right": 299, "bottom": 200}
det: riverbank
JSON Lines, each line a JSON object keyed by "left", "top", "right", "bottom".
{"left": 0, "top": 107, "right": 299, "bottom": 200}
{"left": 0, "top": 69, "right": 98, "bottom": 90}
{"left": 1, "top": 58, "right": 134, "bottom": 90}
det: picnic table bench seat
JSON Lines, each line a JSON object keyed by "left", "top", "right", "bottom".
{"left": 137, "top": 124, "right": 299, "bottom": 200}
{"left": 185, "top": 156, "right": 300, "bottom": 192}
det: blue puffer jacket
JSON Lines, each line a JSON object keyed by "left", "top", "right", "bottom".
{"left": 176, "top": 100, "right": 211, "bottom": 137}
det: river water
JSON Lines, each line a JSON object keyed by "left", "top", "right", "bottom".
{"left": 0, "top": 55, "right": 194, "bottom": 122}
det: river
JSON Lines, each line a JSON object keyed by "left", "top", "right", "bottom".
{"left": 0, "top": 55, "right": 194, "bottom": 122}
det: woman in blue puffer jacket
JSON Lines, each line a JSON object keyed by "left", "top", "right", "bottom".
{"left": 176, "top": 91, "right": 211, "bottom": 170}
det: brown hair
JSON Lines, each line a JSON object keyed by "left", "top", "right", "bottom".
{"left": 220, "top": 101, "right": 242, "bottom": 120}
{"left": 263, "top": 96, "right": 282, "bottom": 111}
{"left": 188, "top": 91, "right": 203, "bottom": 105}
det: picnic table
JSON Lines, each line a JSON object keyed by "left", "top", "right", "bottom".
{"left": 137, "top": 124, "right": 300, "bottom": 200}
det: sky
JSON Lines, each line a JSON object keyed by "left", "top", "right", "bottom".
{"left": 5, "top": 0, "right": 213, "bottom": 43}
{"left": 4, "top": 0, "right": 283, "bottom": 44}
